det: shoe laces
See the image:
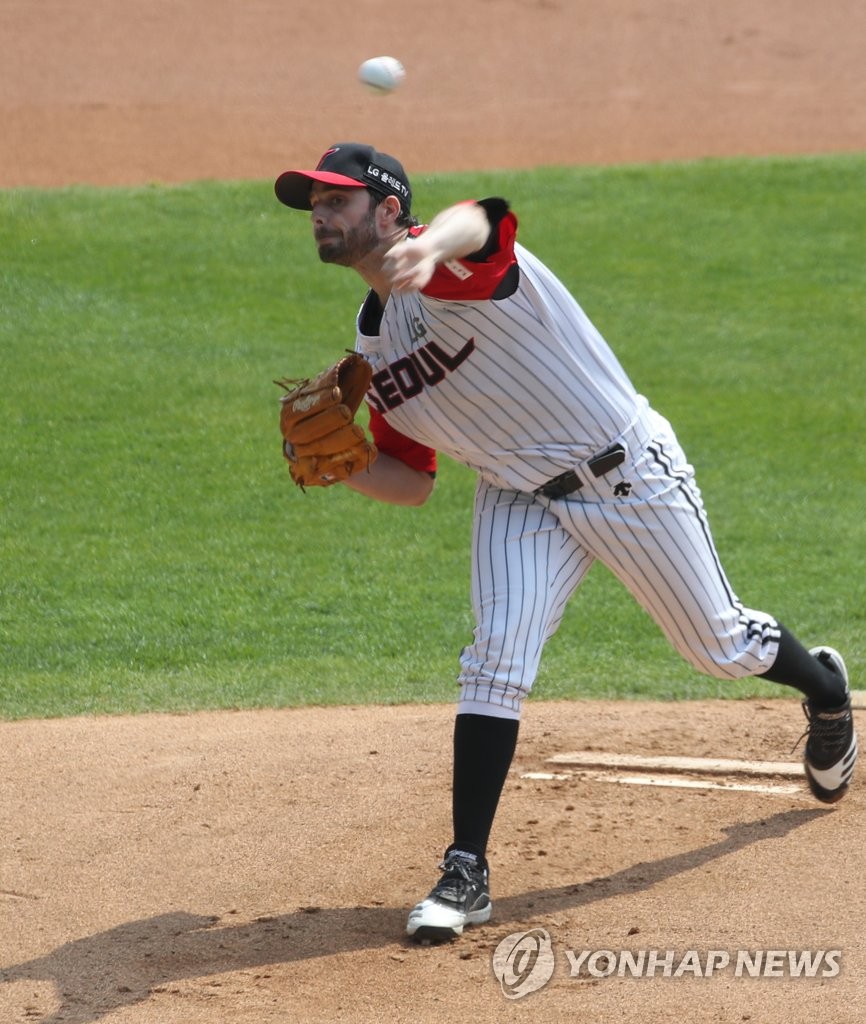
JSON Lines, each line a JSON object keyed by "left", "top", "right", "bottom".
{"left": 438, "top": 852, "right": 483, "bottom": 889}
{"left": 792, "top": 699, "right": 851, "bottom": 756}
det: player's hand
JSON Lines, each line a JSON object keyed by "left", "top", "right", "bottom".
{"left": 382, "top": 238, "right": 437, "bottom": 293}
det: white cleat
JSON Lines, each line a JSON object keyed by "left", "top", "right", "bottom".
{"left": 802, "top": 647, "right": 858, "bottom": 803}
{"left": 406, "top": 849, "right": 492, "bottom": 944}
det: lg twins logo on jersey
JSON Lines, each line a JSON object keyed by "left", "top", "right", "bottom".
{"left": 367, "top": 337, "right": 476, "bottom": 412}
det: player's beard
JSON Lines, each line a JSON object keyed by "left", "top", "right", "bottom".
{"left": 315, "top": 210, "right": 378, "bottom": 267}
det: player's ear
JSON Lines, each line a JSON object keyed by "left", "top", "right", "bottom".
{"left": 376, "top": 194, "right": 402, "bottom": 230}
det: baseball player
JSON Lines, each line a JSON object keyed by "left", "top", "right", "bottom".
{"left": 274, "top": 143, "right": 857, "bottom": 944}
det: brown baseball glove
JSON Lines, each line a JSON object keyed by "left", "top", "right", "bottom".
{"left": 275, "top": 352, "right": 377, "bottom": 488}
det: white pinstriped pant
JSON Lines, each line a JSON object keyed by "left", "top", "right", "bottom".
{"left": 457, "top": 409, "right": 781, "bottom": 720}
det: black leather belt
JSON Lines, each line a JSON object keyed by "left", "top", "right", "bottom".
{"left": 535, "top": 443, "right": 626, "bottom": 499}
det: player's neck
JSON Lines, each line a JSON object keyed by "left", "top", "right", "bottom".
{"left": 353, "top": 226, "right": 409, "bottom": 303}
{"left": 354, "top": 264, "right": 392, "bottom": 306}
{"left": 353, "top": 238, "right": 401, "bottom": 304}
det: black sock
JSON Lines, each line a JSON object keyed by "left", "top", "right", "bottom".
{"left": 450, "top": 713, "right": 519, "bottom": 862}
{"left": 758, "top": 624, "right": 846, "bottom": 706}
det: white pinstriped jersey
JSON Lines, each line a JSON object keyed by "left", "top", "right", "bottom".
{"left": 357, "top": 212, "right": 647, "bottom": 492}
{"left": 351, "top": 200, "right": 781, "bottom": 716}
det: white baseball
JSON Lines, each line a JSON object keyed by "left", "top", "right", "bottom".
{"left": 358, "top": 56, "right": 405, "bottom": 94}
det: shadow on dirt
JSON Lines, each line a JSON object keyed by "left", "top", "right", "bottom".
{"left": 0, "top": 807, "right": 830, "bottom": 1022}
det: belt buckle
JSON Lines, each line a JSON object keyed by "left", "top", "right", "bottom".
{"left": 587, "top": 443, "right": 626, "bottom": 478}
{"left": 537, "top": 469, "right": 583, "bottom": 500}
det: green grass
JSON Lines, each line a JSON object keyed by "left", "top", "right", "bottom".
{"left": 2, "top": 154, "right": 864, "bottom": 719}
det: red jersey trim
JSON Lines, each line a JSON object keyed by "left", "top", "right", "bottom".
{"left": 411, "top": 203, "right": 518, "bottom": 301}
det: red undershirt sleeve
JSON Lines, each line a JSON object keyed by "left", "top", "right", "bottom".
{"left": 367, "top": 405, "right": 437, "bottom": 474}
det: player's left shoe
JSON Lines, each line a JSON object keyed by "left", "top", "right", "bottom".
{"left": 406, "top": 848, "right": 491, "bottom": 943}
{"left": 801, "top": 646, "right": 858, "bottom": 804}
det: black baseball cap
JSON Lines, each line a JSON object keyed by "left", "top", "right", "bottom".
{"left": 275, "top": 143, "right": 412, "bottom": 214}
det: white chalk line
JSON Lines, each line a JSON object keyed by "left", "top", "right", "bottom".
{"left": 546, "top": 752, "right": 804, "bottom": 777}
{"left": 522, "top": 769, "right": 802, "bottom": 796}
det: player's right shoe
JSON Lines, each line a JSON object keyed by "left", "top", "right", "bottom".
{"left": 406, "top": 848, "right": 492, "bottom": 943}
{"left": 801, "top": 646, "right": 858, "bottom": 804}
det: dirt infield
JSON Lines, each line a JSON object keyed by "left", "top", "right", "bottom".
{"left": 2, "top": 3, "right": 865, "bottom": 1022}
{"left": 2, "top": 704, "right": 864, "bottom": 1023}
